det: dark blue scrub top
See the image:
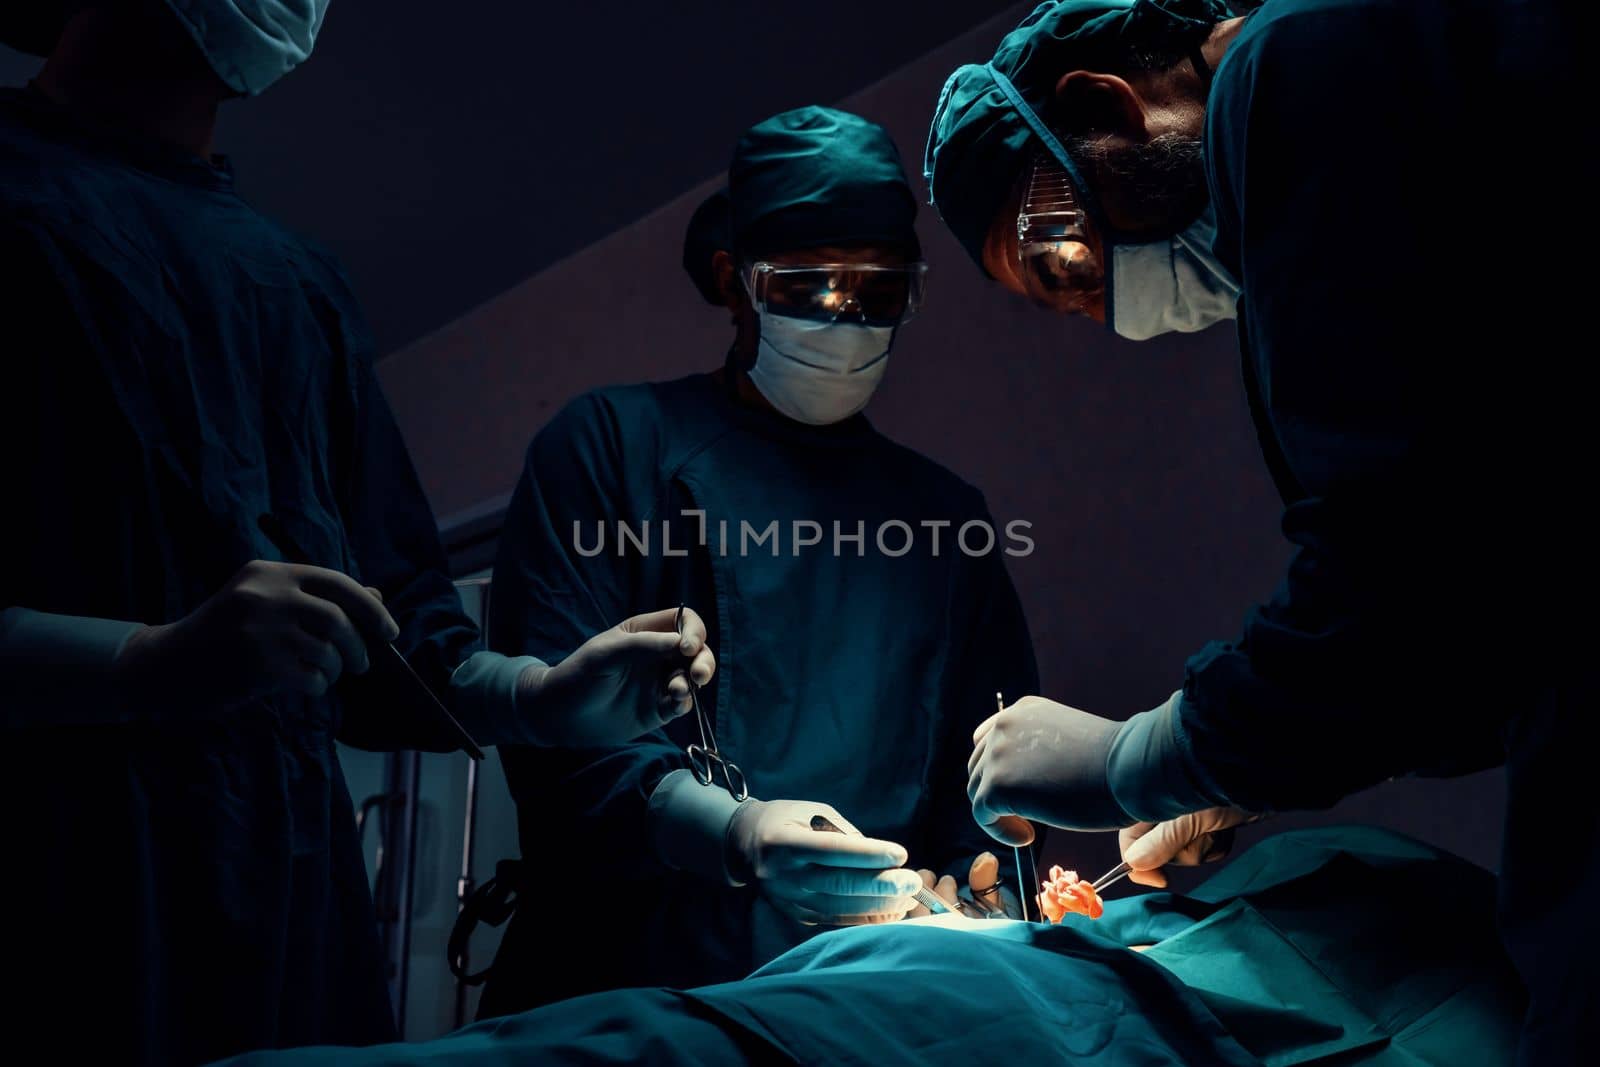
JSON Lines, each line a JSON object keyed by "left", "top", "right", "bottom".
{"left": 0, "top": 88, "right": 479, "bottom": 1065}
{"left": 1186, "top": 2, "right": 1588, "bottom": 1058}
{"left": 481, "top": 367, "right": 1039, "bottom": 1008}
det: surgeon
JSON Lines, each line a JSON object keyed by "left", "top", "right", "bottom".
{"left": 0, "top": 3, "right": 713, "bottom": 1063}
{"left": 477, "top": 106, "right": 1039, "bottom": 1013}
{"left": 926, "top": 0, "right": 1586, "bottom": 1059}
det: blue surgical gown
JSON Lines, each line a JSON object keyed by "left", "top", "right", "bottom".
{"left": 479, "top": 366, "right": 1039, "bottom": 1012}
{"left": 0, "top": 88, "right": 483, "bottom": 1064}
{"left": 1184, "top": 1, "right": 1589, "bottom": 1059}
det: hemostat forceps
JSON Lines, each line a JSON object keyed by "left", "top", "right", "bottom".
{"left": 676, "top": 603, "right": 748, "bottom": 801}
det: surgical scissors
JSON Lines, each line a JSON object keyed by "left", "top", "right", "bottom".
{"left": 676, "top": 604, "right": 748, "bottom": 801}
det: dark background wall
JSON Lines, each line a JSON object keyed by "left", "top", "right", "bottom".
{"left": 4, "top": 0, "right": 1020, "bottom": 352}
{"left": 4, "top": 1, "right": 1503, "bottom": 889}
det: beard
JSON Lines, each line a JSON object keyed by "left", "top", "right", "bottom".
{"left": 1067, "top": 132, "right": 1208, "bottom": 239}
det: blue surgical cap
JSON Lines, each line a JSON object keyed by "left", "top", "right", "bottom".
{"left": 730, "top": 106, "right": 921, "bottom": 259}
{"left": 0, "top": 2, "right": 330, "bottom": 95}
{"left": 923, "top": 0, "right": 1240, "bottom": 271}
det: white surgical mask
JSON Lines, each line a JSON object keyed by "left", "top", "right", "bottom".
{"left": 748, "top": 313, "right": 893, "bottom": 425}
{"left": 163, "top": 0, "right": 331, "bottom": 95}
{"left": 1108, "top": 202, "right": 1241, "bottom": 341}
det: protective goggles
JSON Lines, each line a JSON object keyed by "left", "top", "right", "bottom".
{"left": 745, "top": 261, "right": 928, "bottom": 327}
{"left": 1015, "top": 152, "right": 1104, "bottom": 314}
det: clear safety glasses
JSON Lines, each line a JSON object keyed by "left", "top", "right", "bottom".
{"left": 1015, "top": 152, "right": 1104, "bottom": 313}
{"left": 745, "top": 261, "right": 928, "bottom": 327}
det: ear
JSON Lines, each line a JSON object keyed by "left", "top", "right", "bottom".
{"left": 1052, "top": 70, "right": 1149, "bottom": 140}
{"left": 713, "top": 251, "right": 745, "bottom": 310}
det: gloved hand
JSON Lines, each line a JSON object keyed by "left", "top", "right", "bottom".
{"left": 1118, "top": 807, "right": 1263, "bottom": 888}
{"left": 968, "top": 696, "right": 1131, "bottom": 846}
{"left": 516, "top": 607, "right": 716, "bottom": 746}
{"left": 729, "top": 799, "right": 921, "bottom": 926}
{"left": 909, "top": 851, "right": 1022, "bottom": 919}
{"left": 115, "top": 559, "right": 399, "bottom": 707}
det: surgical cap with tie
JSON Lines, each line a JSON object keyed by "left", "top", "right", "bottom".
{"left": 922, "top": 0, "right": 1248, "bottom": 269}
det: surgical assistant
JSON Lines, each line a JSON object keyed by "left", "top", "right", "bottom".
{"left": 925, "top": 0, "right": 1588, "bottom": 1059}
{"left": 0, "top": 4, "right": 712, "bottom": 1063}
{"left": 478, "top": 107, "right": 1038, "bottom": 1013}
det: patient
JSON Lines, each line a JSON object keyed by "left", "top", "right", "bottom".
{"left": 223, "top": 827, "right": 1525, "bottom": 1066}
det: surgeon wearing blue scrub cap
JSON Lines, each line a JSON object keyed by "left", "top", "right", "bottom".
{"left": 0, "top": 3, "right": 719, "bottom": 1063}
{"left": 473, "top": 106, "right": 1039, "bottom": 1015}
{"left": 926, "top": 0, "right": 1244, "bottom": 339}
{"left": 930, "top": 2, "right": 1588, "bottom": 1062}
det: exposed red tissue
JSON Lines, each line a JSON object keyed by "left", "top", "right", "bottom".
{"left": 1037, "top": 864, "right": 1104, "bottom": 922}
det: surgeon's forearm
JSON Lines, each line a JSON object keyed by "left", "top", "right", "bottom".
{"left": 648, "top": 768, "right": 749, "bottom": 887}
{"left": 447, "top": 649, "right": 551, "bottom": 746}
{"left": 1105, "top": 692, "right": 1233, "bottom": 822}
{"left": 0, "top": 606, "right": 146, "bottom": 728}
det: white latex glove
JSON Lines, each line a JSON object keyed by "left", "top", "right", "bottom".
{"left": 115, "top": 559, "right": 398, "bottom": 705}
{"left": 729, "top": 799, "right": 920, "bottom": 926}
{"left": 1118, "top": 807, "right": 1263, "bottom": 887}
{"left": 517, "top": 607, "right": 716, "bottom": 746}
{"left": 968, "top": 696, "right": 1131, "bottom": 846}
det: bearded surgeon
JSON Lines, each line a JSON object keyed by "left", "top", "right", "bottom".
{"left": 924, "top": 2, "right": 1587, "bottom": 1061}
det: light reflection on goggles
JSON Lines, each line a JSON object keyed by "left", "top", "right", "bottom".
{"left": 745, "top": 262, "right": 928, "bottom": 327}
{"left": 1016, "top": 153, "right": 1103, "bottom": 313}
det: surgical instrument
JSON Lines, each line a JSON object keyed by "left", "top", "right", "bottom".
{"left": 258, "top": 513, "right": 485, "bottom": 760}
{"left": 1089, "top": 860, "right": 1132, "bottom": 894}
{"left": 997, "top": 692, "right": 1040, "bottom": 922}
{"left": 1014, "top": 848, "right": 1030, "bottom": 922}
{"left": 676, "top": 603, "right": 748, "bottom": 801}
